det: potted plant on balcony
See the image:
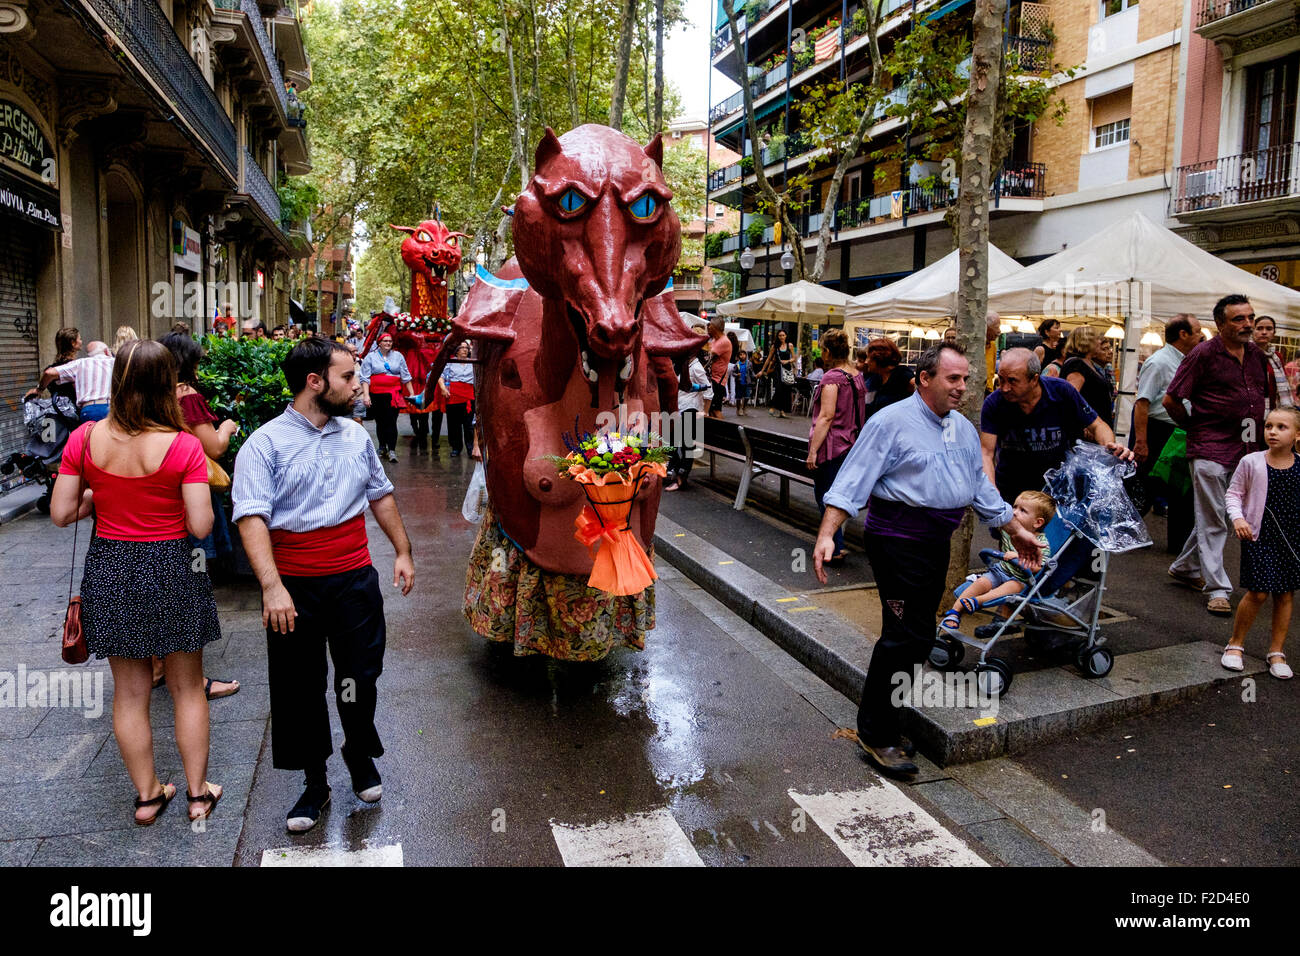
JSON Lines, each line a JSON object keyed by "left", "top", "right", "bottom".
{"left": 739, "top": 154, "right": 754, "bottom": 174}
{"left": 745, "top": 221, "right": 766, "bottom": 247}
{"left": 704, "top": 230, "right": 731, "bottom": 259}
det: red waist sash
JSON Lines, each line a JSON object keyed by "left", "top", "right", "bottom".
{"left": 270, "top": 514, "right": 370, "bottom": 577}
{"left": 447, "top": 380, "right": 474, "bottom": 405}
{"left": 368, "top": 373, "right": 408, "bottom": 409}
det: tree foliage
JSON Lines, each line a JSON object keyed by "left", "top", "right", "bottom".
{"left": 302, "top": 0, "right": 692, "bottom": 310}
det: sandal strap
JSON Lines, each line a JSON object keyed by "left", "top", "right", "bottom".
{"left": 1222, "top": 645, "right": 1244, "bottom": 653}
{"left": 186, "top": 789, "right": 216, "bottom": 803}
{"left": 1266, "top": 652, "right": 1287, "bottom": 660}
{"left": 135, "top": 784, "right": 173, "bottom": 808}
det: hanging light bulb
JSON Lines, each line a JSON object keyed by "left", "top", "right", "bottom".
{"left": 1018, "top": 318, "right": 1037, "bottom": 334}
{"left": 1104, "top": 325, "right": 1124, "bottom": 339}
{"left": 910, "top": 326, "right": 927, "bottom": 338}
{"left": 1140, "top": 329, "right": 1162, "bottom": 347}
{"left": 924, "top": 328, "right": 940, "bottom": 340}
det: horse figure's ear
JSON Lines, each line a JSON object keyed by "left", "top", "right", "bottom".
{"left": 535, "top": 128, "right": 563, "bottom": 168}
{"left": 643, "top": 133, "right": 664, "bottom": 169}
{"left": 388, "top": 224, "right": 417, "bottom": 235}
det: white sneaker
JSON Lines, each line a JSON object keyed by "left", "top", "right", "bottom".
{"left": 386, "top": 450, "right": 398, "bottom": 463}
{"left": 1221, "top": 645, "right": 1245, "bottom": 672}
{"left": 1267, "top": 653, "right": 1293, "bottom": 680}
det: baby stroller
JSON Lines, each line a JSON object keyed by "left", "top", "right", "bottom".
{"left": 929, "top": 443, "right": 1152, "bottom": 697}
{"left": 0, "top": 394, "right": 79, "bottom": 514}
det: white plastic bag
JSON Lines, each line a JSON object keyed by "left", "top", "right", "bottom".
{"left": 461, "top": 461, "right": 489, "bottom": 524}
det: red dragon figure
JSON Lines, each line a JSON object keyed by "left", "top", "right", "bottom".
{"left": 361, "top": 218, "right": 466, "bottom": 409}
{"left": 428, "top": 124, "right": 704, "bottom": 661}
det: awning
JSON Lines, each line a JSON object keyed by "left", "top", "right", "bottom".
{"left": 922, "top": 0, "right": 974, "bottom": 22}
{"left": 716, "top": 94, "right": 789, "bottom": 140}
{"left": 289, "top": 298, "right": 310, "bottom": 324}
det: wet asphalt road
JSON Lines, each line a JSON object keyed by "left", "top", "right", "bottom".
{"left": 232, "top": 443, "right": 958, "bottom": 866}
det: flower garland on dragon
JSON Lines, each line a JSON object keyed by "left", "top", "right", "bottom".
{"left": 425, "top": 124, "right": 705, "bottom": 662}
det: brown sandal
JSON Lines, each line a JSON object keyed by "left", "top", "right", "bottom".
{"left": 134, "top": 782, "right": 176, "bottom": 826}
{"left": 187, "top": 782, "right": 223, "bottom": 821}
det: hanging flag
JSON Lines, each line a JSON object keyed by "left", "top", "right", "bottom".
{"left": 814, "top": 28, "right": 839, "bottom": 63}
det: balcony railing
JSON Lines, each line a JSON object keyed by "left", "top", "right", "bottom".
{"left": 241, "top": 148, "right": 281, "bottom": 226}
{"left": 1007, "top": 34, "right": 1052, "bottom": 72}
{"left": 709, "top": 88, "right": 746, "bottom": 124}
{"left": 79, "top": 0, "right": 238, "bottom": 179}
{"left": 708, "top": 163, "right": 743, "bottom": 191}
{"left": 216, "top": 0, "right": 289, "bottom": 116}
{"left": 797, "top": 163, "right": 1047, "bottom": 233}
{"left": 1173, "top": 143, "right": 1300, "bottom": 214}
{"left": 1196, "top": 0, "right": 1276, "bottom": 27}
{"left": 720, "top": 234, "right": 741, "bottom": 255}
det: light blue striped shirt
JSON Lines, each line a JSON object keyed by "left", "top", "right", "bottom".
{"left": 232, "top": 405, "right": 395, "bottom": 531}
{"left": 824, "top": 391, "right": 1014, "bottom": 526}
{"left": 359, "top": 348, "right": 411, "bottom": 383}
{"left": 441, "top": 361, "right": 475, "bottom": 385}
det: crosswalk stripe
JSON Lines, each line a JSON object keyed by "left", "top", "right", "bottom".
{"left": 551, "top": 809, "right": 705, "bottom": 867}
{"left": 789, "top": 786, "right": 988, "bottom": 867}
{"left": 260, "top": 842, "right": 404, "bottom": 867}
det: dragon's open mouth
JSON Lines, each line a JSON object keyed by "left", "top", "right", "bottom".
{"left": 423, "top": 257, "right": 448, "bottom": 280}
{"left": 566, "top": 301, "right": 637, "bottom": 385}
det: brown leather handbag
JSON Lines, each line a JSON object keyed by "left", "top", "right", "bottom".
{"left": 62, "top": 423, "right": 93, "bottom": 665}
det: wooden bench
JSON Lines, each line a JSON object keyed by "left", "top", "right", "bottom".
{"left": 701, "top": 418, "right": 814, "bottom": 511}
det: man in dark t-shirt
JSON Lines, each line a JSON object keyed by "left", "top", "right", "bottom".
{"left": 981, "top": 348, "right": 1133, "bottom": 502}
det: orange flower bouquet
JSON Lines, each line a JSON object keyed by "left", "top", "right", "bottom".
{"left": 548, "top": 425, "right": 670, "bottom": 596}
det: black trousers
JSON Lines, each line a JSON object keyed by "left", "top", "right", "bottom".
{"left": 372, "top": 393, "right": 399, "bottom": 452}
{"left": 1136, "top": 416, "right": 1194, "bottom": 554}
{"left": 813, "top": 452, "right": 849, "bottom": 555}
{"left": 447, "top": 401, "right": 474, "bottom": 453}
{"left": 668, "top": 408, "right": 700, "bottom": 481}
{"left": 857, "top": 531, "right": 950, "bottom": 746}
{"left": 266, "top": 564, "right": 386, "bottom": 770}
{"left": 409, "top": 411, "right": 435, "bottom": 450}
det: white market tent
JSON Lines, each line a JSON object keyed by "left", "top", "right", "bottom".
{"left": 981, "top": 210, "right": 1300, "bottom": 437}
{"left": 845, "top": 244, "right": 1026, "bottom": 325}
{"left": 985, "top": 210, "right": 1300, "bottom": 327}
{"left": 715, "top": 279, "right": 855, "bottom": 325}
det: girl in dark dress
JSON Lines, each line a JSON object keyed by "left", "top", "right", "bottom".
{"left": 1061, "top": 325, "right": 1115, "bottom": 425}
{"left": 1224, "top": 406, "right": 1299, "bottom": 680}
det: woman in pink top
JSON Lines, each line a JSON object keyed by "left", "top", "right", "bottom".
{"left": 51, "top": 341, "right": 224, "bottom": 825}
{"left": 806, "top": 329, "right": 866, "bottom": 563}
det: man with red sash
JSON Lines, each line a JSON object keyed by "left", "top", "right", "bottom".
{"left": 233, "top": 338, "right": 415, "bottom": 833}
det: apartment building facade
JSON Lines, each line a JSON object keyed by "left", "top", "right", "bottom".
{"left": 1172, "top": 0, "right": 1300, "bottom": 319}
{"left": 0, "top": 0, "right": 311, "bottom": 460}
{"left": 704, "top": 0, "right": 1184, "bottom": 343}
{"left": 666, "top": 115, "right": 741, "bottom": 316}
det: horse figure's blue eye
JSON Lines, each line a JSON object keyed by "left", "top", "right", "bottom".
{"left": 630, "top": 194, "right": 658, "bottom": 220}
{"left": 559, "top": 189, "right": 587, "bottom": 213}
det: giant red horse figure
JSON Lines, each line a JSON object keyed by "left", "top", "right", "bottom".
{"left": 361, "top": 219, "right": 465, "bottom": 447}
{"left": 429, "top": 124, "right": 704, "bottom": 661}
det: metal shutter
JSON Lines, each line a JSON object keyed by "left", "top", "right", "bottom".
{"left": 0, "top": 224, "right": 41, "bottom": 462}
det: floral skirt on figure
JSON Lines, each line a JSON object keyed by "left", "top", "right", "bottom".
{"left": 463, "top": 507, "right": 655, "bottom": 661}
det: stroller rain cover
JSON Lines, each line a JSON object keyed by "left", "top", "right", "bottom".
{"left": 1042, "top": 441, "right": 1152, "bottom": 554}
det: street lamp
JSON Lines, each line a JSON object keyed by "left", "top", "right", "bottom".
{"left": 780, "top": 248, "right": 794, "bottom": 286}
{"left": 314, "top": 258, "right": 325, "bottom": 330}
{"left": 739, "top": 246, "right": 755, "bottom": 296}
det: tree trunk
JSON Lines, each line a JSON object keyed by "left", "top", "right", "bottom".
{"left": 947, "top": 0, "right": 1007, "bottom": 592}
{"left": 609, "top": 0, "right": 638, "bottom": 132}
{"left": 721, "top": 0, "right": 806, "bottom": 279}
{"left": 653, "top": 0, "right": 664, "bottom": 133}
{"left": 499, "top": 0, "right": 530, "bottom": 190}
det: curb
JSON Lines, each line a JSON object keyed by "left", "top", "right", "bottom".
{"left": 0, "top": 484, "right": 44, "bottom": 525}
{"left": 654, "top": 514, "right": 1266, "bottom": 766}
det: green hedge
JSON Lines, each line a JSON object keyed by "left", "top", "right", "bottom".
{"left": 196, "top": 335, "right": 293, "bottom": 461}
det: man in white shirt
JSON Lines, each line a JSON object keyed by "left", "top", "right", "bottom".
{"left": 40, "top": 341, "right": 115, "bottom": 422}
{"left": 1131, "top": 315, "right": 1201, "bottom": 553}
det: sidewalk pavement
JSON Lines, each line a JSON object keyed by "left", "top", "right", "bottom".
{"left": 656, "top": 456, "right": 1278, "bottom": 763}
{"left": 0, "top": 513, "right": 269, "bottom": 865}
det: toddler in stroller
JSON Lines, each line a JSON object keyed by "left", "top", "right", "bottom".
{"left": 941, "top": 491, "right": 1056, "bottom": 632}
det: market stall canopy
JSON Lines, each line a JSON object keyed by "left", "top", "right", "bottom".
{"left": 986, "top": 211, "right": 1300, "bottom": 329}
{"left": 724, "top": 323, "right": 755, "bottom": 351}
{"left": 845, "top": 244, "right": 1025, "bottom": 324}
{"left": 715, "top": 280, "right": 855, "bottom": 324}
